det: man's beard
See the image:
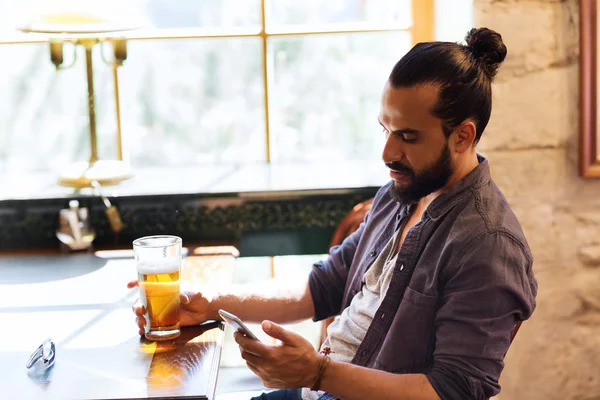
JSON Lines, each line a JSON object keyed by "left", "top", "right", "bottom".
{"left": 387, "top": 142, "right": 453, "bottom": 204}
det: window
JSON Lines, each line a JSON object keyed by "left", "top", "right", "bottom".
{"left": 0, "top": 0, "right": 433, "bottom": 174}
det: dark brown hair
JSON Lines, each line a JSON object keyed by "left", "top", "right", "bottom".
{"left": 388, "top": 27, "right": 507, "bottom": 143}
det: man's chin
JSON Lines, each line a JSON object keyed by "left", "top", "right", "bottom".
{"left": 388, "top": 184, "right": 418, "bottom": 204}
{"left": 392, "top": 180, "right": 413, "bottom": 193}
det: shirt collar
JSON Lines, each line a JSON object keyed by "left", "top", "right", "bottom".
{"left": 425, "top": 154, "right": 491, "bottom": 220}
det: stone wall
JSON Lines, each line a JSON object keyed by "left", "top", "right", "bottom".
{"left": 475, "top": 0, "right": 600, "bottom": 399}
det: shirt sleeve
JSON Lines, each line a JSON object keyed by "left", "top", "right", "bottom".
{"left": 308, "top": 213, "right": 368, "bottom": 322}
{"left": 426, "top": 230, "right": 538, "bottom": 400}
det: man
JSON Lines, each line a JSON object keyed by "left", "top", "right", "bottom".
{"left": 130, "top": 27, "right": 537, "bottom": 400}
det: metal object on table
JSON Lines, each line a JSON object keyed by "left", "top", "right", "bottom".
{"left": 26, "top": 338, "right": 56, "bottom": 371}
{"left": 56, "top": 200, "right": 95, "bottom": 251}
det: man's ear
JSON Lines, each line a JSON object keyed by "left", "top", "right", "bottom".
{"left": 452, "top": 120, "right": 477, "bottom": 152}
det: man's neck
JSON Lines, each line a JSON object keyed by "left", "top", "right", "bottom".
{"left": 417, "top": 152, "right": 480, "bottom": 212}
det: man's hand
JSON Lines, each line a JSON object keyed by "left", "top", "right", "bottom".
{"left": 234, "top": 320, "right": 322, "bottom": 389}
{"left": 127, "top": 280, "right": 212, "bottom": 335}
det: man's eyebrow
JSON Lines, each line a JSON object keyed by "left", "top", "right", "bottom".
{"left": 377, "top": 119, "right": 420, "bottom": 135}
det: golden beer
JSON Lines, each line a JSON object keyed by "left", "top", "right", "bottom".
{"left": 133, "top": 235, "right": 183, "bottom": 342}
{"left": 138, "top": 263, "right": 181, "bottom": 339}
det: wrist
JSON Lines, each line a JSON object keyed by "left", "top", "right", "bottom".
{"left": 205, "top": 293, "right": 221, "bottom": 321}
{"left": 305, "top": 351, "right": 323, "bottom": 389}
{"left": 308, "top": 350, "right": 331, "bottom": 391}
{"left": 315, "top": 357, "right": 335, "bottom": 392}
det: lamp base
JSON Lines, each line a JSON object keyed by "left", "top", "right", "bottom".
{"left": 58, "top": 160, "right": 133, "bottom": 189}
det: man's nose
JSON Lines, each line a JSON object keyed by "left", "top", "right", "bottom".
{"left": 382, "top": 134, "right": 405, "bottom": 164}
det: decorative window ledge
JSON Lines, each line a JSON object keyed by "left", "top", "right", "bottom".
{"left": 0, "top": 161, "right": 386, "bottom": 256}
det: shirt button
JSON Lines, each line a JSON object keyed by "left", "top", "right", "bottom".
{"left": 380, "top": 313, "right": 386, "bottom": 320}
{"left": 361, "top": 349, "right": 368, "bottom": 357}
{"left": 400, "top": 264, "right": 405, "bottom": 271}
{"left": 369, "top": 250, "right": 376, "bottom": 257}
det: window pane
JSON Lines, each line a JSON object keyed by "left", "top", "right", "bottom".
{"left": 119, "top": 38, "right": 265, "bottom": 166}
{"left": 434, "top": 0, "right": 473, "bottom": 41}
{"left": 144, "top": 0, "right": 261, "bottom": 29}
{"left": 0, "top": 38, "right": 264, "bottom": 173}
{"left": 0, "top": 0, "right": 261, "bottom": 38}
{"left": 0, "top": 43, "right": 117, "bottom": 173}
{"left": 266, "top": 0, "right": 411, "bottom": 28}
{"left": 268, "top": 31, "right": 410, "bottom": 163}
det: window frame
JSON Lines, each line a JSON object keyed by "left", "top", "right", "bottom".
{"left": 0, "top": 0, "right": 434, "bottom": 163}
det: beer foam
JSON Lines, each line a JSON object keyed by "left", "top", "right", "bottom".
{"left": 137, "top": 259, "right": 180, "bottom": 274}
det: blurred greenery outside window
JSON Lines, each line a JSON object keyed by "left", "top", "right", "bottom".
{"left": 0, "top": 0, "right": 442, "bottom": 176}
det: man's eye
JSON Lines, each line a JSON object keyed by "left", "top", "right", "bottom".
{"left": 401, "top": 133, "right": 418, "bottom": 143}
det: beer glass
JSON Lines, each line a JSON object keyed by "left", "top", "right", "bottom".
{"left": 133, "top": 235, "right": 182, "bottom": 341}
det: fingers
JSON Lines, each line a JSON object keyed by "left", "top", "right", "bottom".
{"left": 240, "top": 350, "right": 262, "bottom": 365}
{"left": 136, "top": 316, "right": 146, "bottom": 336}
{"left": 180, "top": 290, "right": 206, "bottom": 305}
{"left": 127, "top": 280, "right": 139, "bottom": 289}
{"left": 180, "top": 291, "right": 193, "bottom": 305}
{"left": 132, "top": 299, "right": 146, "bottom": 316}
{"left": 128, "top": 281, "right": 147, "bottom": 337}
{"left": 244, "top": 360, "right": 273, "bottom": 388}
{"left": 134, "top": 305, "right": 146, "bottom": 331}
{"left": 132, "top": 298, "right": 146, "bottom": 335}
{"left": 261, "top": 321, "right": 296, "bottom": 345}
{"left": 245, "top": 360, "right": 260, "bottom": 377}
{"left": 234, "top": 331, "right": 270, "bottom": 357}
{"left": 244, "top": 359, "right": 279, "bottom": 389}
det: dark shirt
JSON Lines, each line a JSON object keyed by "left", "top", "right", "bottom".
{"left": 308, "top": 155, "right": 538, "bottom": 400}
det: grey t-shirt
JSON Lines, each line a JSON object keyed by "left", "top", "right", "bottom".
{"left": 302, "top": 227, "right": 401, "bottom": 400}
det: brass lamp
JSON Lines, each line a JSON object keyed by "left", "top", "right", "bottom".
{"left": 18, "top": 12, "right": 140, "bottom": 188}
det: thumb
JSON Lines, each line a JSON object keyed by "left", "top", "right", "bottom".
{"left": 180, "top": 291, "right": 193, "bottom": 305}
{"left": 180, "top": 290, "right": 205, "bottom": 305}
{"left": 262, "top": 320, "right": 297, "bottom": 345}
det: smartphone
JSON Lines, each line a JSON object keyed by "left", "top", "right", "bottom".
{"left": 218, "top": 309, "right": 261, "bottom": 341}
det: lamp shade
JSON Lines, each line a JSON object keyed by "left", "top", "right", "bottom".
{"left": 17, "top": 0, "right": 148, "bottom": 35}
